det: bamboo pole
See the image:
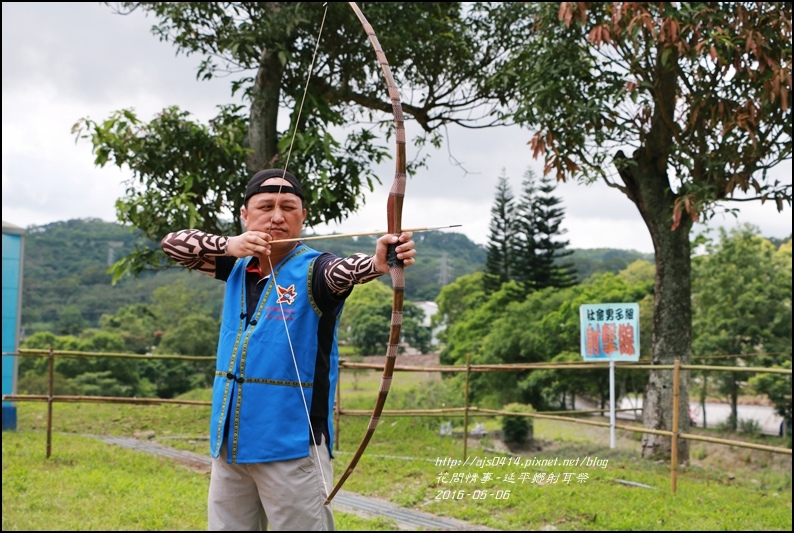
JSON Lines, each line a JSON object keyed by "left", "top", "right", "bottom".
{"left": 9, "top": 347, "right": 791, "bottom": 491}
{"left": 339, "top": 408, "right": 476, "bottom": 416}
{"left": 46, "top": 346, "right": 54, "bottom": 459}
{"left": 671, "top": 359, "right": 680, "bottom": 493}
{"left": 341, "top": 361, "right": 792, "bottom": 374}
{"left": 17, "top": 348, "right": 214, "bottom": 362}
{"left": 680, "top": 431, "right": 792, "bottom": 454}
{"left": 2, "top": 394, "right": 210, "bottom": 406}
{"left": 15, "top": 349, "right": 790, "bottom": 375}
{"left": 463, "top": 353, "right": 471, "bottom": 462}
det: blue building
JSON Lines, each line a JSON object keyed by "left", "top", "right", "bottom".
{"left": 2, "top": 220, "right": 25, "bottom": 430}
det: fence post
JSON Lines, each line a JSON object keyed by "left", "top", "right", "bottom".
{"left": 46, "top": 345, "right": 54, "bottom": 459}
{"left": 671, "top": 358, "right": 680, "bottom": 493}
{"left": 463, "top": 352, "right": 471, "bottom": 462}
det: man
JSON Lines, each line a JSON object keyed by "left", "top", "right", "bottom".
{"left": 160, "top": 168, "right": 417, "bottom": 531}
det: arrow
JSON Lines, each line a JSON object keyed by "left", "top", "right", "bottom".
{"left": 269, "top": 224, "right": 462, "bottom": 244}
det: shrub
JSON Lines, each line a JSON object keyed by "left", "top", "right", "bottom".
{"left": 501, "top": 403, "right": 534, "bottom": 443}
{"left": 738, "top": 418, "right": 762, "bottom": 435}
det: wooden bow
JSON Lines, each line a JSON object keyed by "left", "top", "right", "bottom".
{"left": 324, "top": 1, "right": 407, "bottom": 504}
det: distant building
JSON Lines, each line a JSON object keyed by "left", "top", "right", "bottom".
{"left": 415, "top": 301, "right": 442, "bottom": 347}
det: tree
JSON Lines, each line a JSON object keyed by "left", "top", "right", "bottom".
{"left": 488, "top": 2, "right": 792, "bottom": 460}
{"left": 19, "top": 329, "right": 150, "bottom": 397}
{"left": 511, "top": 170, "right": 540, "bottom": 294}
{"left": 511, "top": 169, "right": 576, "bottom": 296}
{"left": 485, "top": 270, "right": 654, "bottom": 410}
{"left": 530, "top": 172, "right": 577, "bottom": 290}
{"left": 340, "top": 281, "right": 430, "bottom": 355}
{"left": 749, "top": 360, "right": 792, "bottom": 444}
{"left": 691, "top": 225, "right": 792, "bottom": 430}
{"left": 483, "top": 171, "right": 516, "bottom": 294}
{"left": 99, "top": 303, "right": 161, "bottom": 354}
{"left": 73, "top": 2, "right": 509, "bottom": 279}
{"left": 150, "top": 276, "right": 225, "bottom": 329}
{"left": 56, "top": 305, "right": 88, "bottom": 336}
{"left": 152, "top": 314, "right": 220, "bottom": 397}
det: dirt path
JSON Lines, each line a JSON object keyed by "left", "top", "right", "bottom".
{"left": 96, "top": 434, "right": 498, "bottom": 531}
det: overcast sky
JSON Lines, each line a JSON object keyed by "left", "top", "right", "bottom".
{"left": 3, "top": 3, "right": 791, "bottom": 255}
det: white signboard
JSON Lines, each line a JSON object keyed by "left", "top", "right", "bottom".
{"left": 579, "top": 303, "right": 640, "bottom": 362}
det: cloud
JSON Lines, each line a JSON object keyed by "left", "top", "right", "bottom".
{"left": 3, "top": 3, "right": 791, "bottom": 255}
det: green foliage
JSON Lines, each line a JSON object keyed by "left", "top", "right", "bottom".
{"left": 483, "top": 0, "right": 792, "bottom": 452}
{"left": 738, "top": 418, "right": 762, "bottom": 436}
{"left": 72, "top": 105, "right": 252, "bottom": 280}
{"left": 21, "top": 219, "right": 148, "bottom": 330}
{"left": 76, "top": 1, "right": 512, "bottom": 279}
{"left": 341, "top": 282, "right": 395, "bottom": 355}
{"left": 99, "top": 303, "right": 160, "bottom": 354}
{"left": 138, "top": 358, "right": 212, "bottom": 400}
{"left": 401, "top": 302, "right": 433, "bottom": 354}
{"left": 484, "top": 172, "right": 516, "bottom": 295}
{"left": 512, "top": 169, "right": 576, "bottom": 294}
{"left": 489, "top": 2, "right": 791, "bottom": 209}
{"left": 522, "top": 351, "right": 600, "bottom": 411}
{"left": 20, "top": 219, "right": 647, "bottom": 340}
{"left": 750, "top": 359, "right": 792, "bottom": 436}
{"left": 484, "top": 168, "right": 577, "bottom": 298}
{"left": 17, "top": 371, "right": 82, "bottom": 396}
{"left": 150, "top": 278, "right": 224, "bottom": 329}
{"left": 157, "top": 314, "right": 219, "bottom": 357}
{"left": 573, "top": 250, "right": 656, "bottom": 282}
{"left": 500, "top": 402, "right": 533, "bottom": 443}
{"left": 20, "top": 219, "right": 226, "bottom": 335}
{"left": 340, "top": 282, "right": 432, "bottom": 355}
{"left": 21, "top": 330, "right": 151, "bottom": 398}
{"left": 692, "top": 226, "right": 792, "bottom": 430}
{"left": 442, "top": 270, "right": 654, "bottom": 410}
{"left": 55, "top": 305, "right": 88, "bottom": 335}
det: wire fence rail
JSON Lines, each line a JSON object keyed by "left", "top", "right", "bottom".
{"left": 2, "top": 347, "right": 791, "bottom": 494}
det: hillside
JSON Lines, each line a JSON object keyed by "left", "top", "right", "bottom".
{"left": 16, "top": 218, "right": 654, "bottom": 334}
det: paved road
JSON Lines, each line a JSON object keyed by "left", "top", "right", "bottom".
{"left": 581, "top": 398, "right": 784, "bottom": 436}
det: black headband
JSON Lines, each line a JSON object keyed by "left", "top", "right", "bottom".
{"left": 244, "top": 169, "right": 305, "bottom": 205}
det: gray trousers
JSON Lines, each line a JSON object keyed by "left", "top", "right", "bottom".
{"left": 208, "top": 437, "right": 335, "bottom": 531}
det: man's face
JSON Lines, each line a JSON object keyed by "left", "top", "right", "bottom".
{"left": 241, "top": 178, "right": 307, "bottom": 244}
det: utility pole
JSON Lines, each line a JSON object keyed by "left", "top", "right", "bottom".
{"left": 107, "top": 241, "right": 123, "bottom": 266}
{"left": 438, "top": 252, "right": 450, "bottom": 286}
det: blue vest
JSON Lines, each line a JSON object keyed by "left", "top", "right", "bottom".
{"left": 210, "top": 244, "right": 340, "bottom": 463}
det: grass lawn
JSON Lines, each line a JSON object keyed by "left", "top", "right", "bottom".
{"left": 3, "top": 367, "right": 791, "bottom": 530}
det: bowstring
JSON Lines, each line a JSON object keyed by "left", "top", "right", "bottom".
{"left": 265, "top": 2, "right": 331, "bottom": 497}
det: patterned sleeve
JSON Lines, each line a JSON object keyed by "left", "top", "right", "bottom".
{"left": 322, "top": 252, "right": 384, "bottom": 296}
{"left": 160, "top": 229, "right": 230, "bottom": 276}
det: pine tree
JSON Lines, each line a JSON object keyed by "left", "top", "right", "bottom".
{"left": 513, "top": 169, "right": 576, "bottom": 295}
{"left": 483, "top": 172, "right": 516, "bottom": 294}
{"left": 512, "top": 170, "right": 540, "bottom": 294}
{"left": 532, "top": 173, "right": 577, "bottom": 289}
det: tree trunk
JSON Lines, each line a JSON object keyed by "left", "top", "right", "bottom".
{"left": 246, "top": 47, "right": 283, "bottom": 174}
{"left": 614, "top": 150, "right": 692, "bottom": 463}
